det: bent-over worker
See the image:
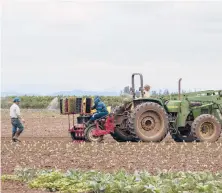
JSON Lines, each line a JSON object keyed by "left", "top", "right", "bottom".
{"left": 10, "top": 97, "right": 25, "bottom": 142}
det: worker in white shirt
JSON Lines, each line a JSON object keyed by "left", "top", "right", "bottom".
{"left": 10, "top": 97, "right": 25, "bottom": 142}
{"left": 143, "top": 84, "right": 151, "bottom": 98}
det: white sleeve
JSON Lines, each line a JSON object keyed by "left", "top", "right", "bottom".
{"left": 15, "top": 106, "right": 21, "bottom": 117}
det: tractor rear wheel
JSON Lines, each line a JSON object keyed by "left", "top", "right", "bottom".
{"left": 191, "top": 114, "right": 221, "bottom": 142}
{"left": 129, "top": 102, "right": 169, "bottom": 142}
{"left": 111, "top": 126, "right": 138, "bottom": 142}
{"left": 111, "top": 105, "right": 138, "bottom": 142}
{"left": 84, "top": 124, "right": 103, "bottom": 142}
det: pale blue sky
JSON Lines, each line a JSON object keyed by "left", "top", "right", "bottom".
{"left": 1, "top": 1, "right": 222, "bottom": 94}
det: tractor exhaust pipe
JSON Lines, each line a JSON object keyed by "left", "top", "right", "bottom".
{"left": 178, "top": 78, "right": 182, "bottom": 100}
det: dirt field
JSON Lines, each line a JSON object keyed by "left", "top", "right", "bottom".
{"left": 1, "top": 109, "right": 222, "bottom": 192}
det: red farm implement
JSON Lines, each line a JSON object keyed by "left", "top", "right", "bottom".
{"left": 60, "top": 97, "right": 115, "bottom": 142}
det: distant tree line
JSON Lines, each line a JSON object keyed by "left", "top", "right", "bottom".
{"left": 0, "top": 95, "right": 125, "bottom": 109}
{"left": 1, "top": 88, "right": 190, "bottom": 109}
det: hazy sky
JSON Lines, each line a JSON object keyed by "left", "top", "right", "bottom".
{"left": 2, "top": 1, "right": 222, "bottom": 94}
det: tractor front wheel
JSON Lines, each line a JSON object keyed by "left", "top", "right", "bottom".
{"left": 130, "top": 102, "right": 169, "bottom": 142}
{"left": 84, "top": 125, "right": 104, "bottom": 142}
{"left": 192, "top": 114, "right": 221, "bottom": 142}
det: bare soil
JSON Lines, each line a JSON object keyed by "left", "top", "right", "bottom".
{"left": 1, "top": 109, "right": 222, "bottom": 192}
{"left": 1, "top": 180, "right": 46, "bottom": 193}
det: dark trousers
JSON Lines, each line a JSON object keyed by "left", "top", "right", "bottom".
{"left": 89, "top": 112, "right": 108, "bottom": 122}
{"left": 11, "top": 118, "right": 24, "bottom": 136}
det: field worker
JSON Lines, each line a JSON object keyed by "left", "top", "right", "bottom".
{"left": 85, "top": 96, "right": 108, "bottom": 126}
{"left": 10, "top": 97, "right": 25, "bottom": 142}
{"left": 143, "top": 84, "right": 151, "bottom": 98}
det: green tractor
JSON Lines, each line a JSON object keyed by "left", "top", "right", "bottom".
{"left": 111, "top": 73, "right": 222, "bottom": 142}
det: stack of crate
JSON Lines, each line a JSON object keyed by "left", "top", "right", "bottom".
{"left": 82, "top": 97, "right": 93, "bottom": 114}
{"left": 60, "top": 97, "right": 93, "bottom": 115}
{"left": 75, "top": 98, "right": 82, "bottom": 114}
{"left": 86, "top": 98, "right": 92, "bottom": 113}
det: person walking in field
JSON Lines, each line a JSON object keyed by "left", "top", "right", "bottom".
{"left": 10, "top": 97, "right": 25, "bottom": 142}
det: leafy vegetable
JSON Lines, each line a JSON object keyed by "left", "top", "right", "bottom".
{"left": 2, "top": 168, "right": 222, "bottom": 193}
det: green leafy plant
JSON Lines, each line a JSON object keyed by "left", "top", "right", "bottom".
{"left": 2, "top": 168, "right": 222, "bottom": 193}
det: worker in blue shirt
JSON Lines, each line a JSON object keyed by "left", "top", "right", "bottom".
{"left": 85, "top": 96, "right": 108, "bottom": 126}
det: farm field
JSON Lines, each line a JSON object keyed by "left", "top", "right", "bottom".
{"left": 1, "top": 109, "right": 222, "bottom": 192}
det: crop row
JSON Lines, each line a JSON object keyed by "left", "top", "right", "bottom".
{"left": 2, "top": 167, "right": 222, "bottom": 193}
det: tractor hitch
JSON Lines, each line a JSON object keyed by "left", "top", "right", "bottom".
{"left": 91, "top": 115, "right": 115, "bottom": 137}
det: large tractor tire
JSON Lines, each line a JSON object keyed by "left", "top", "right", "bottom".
{"left": 191, "top": 114, "right": 221, "bottom": 142}
{"left": 129, "top": 102, "right": 169, "bottom": 142}
{"left": 111, "top": 105, "right": 139, "bottom": 142}
{"left": 111, "top": 126, "right": 139, "bottom": 142}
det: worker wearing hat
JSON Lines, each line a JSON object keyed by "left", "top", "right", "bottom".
{"left": 85, "top": 96, "right": 108, "bottom": 126}
{"left": 143, "top": 84, "right": 151, "bottom": 98}
{"left": 10, "top": 97, "right": 25, "bottom": 142}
